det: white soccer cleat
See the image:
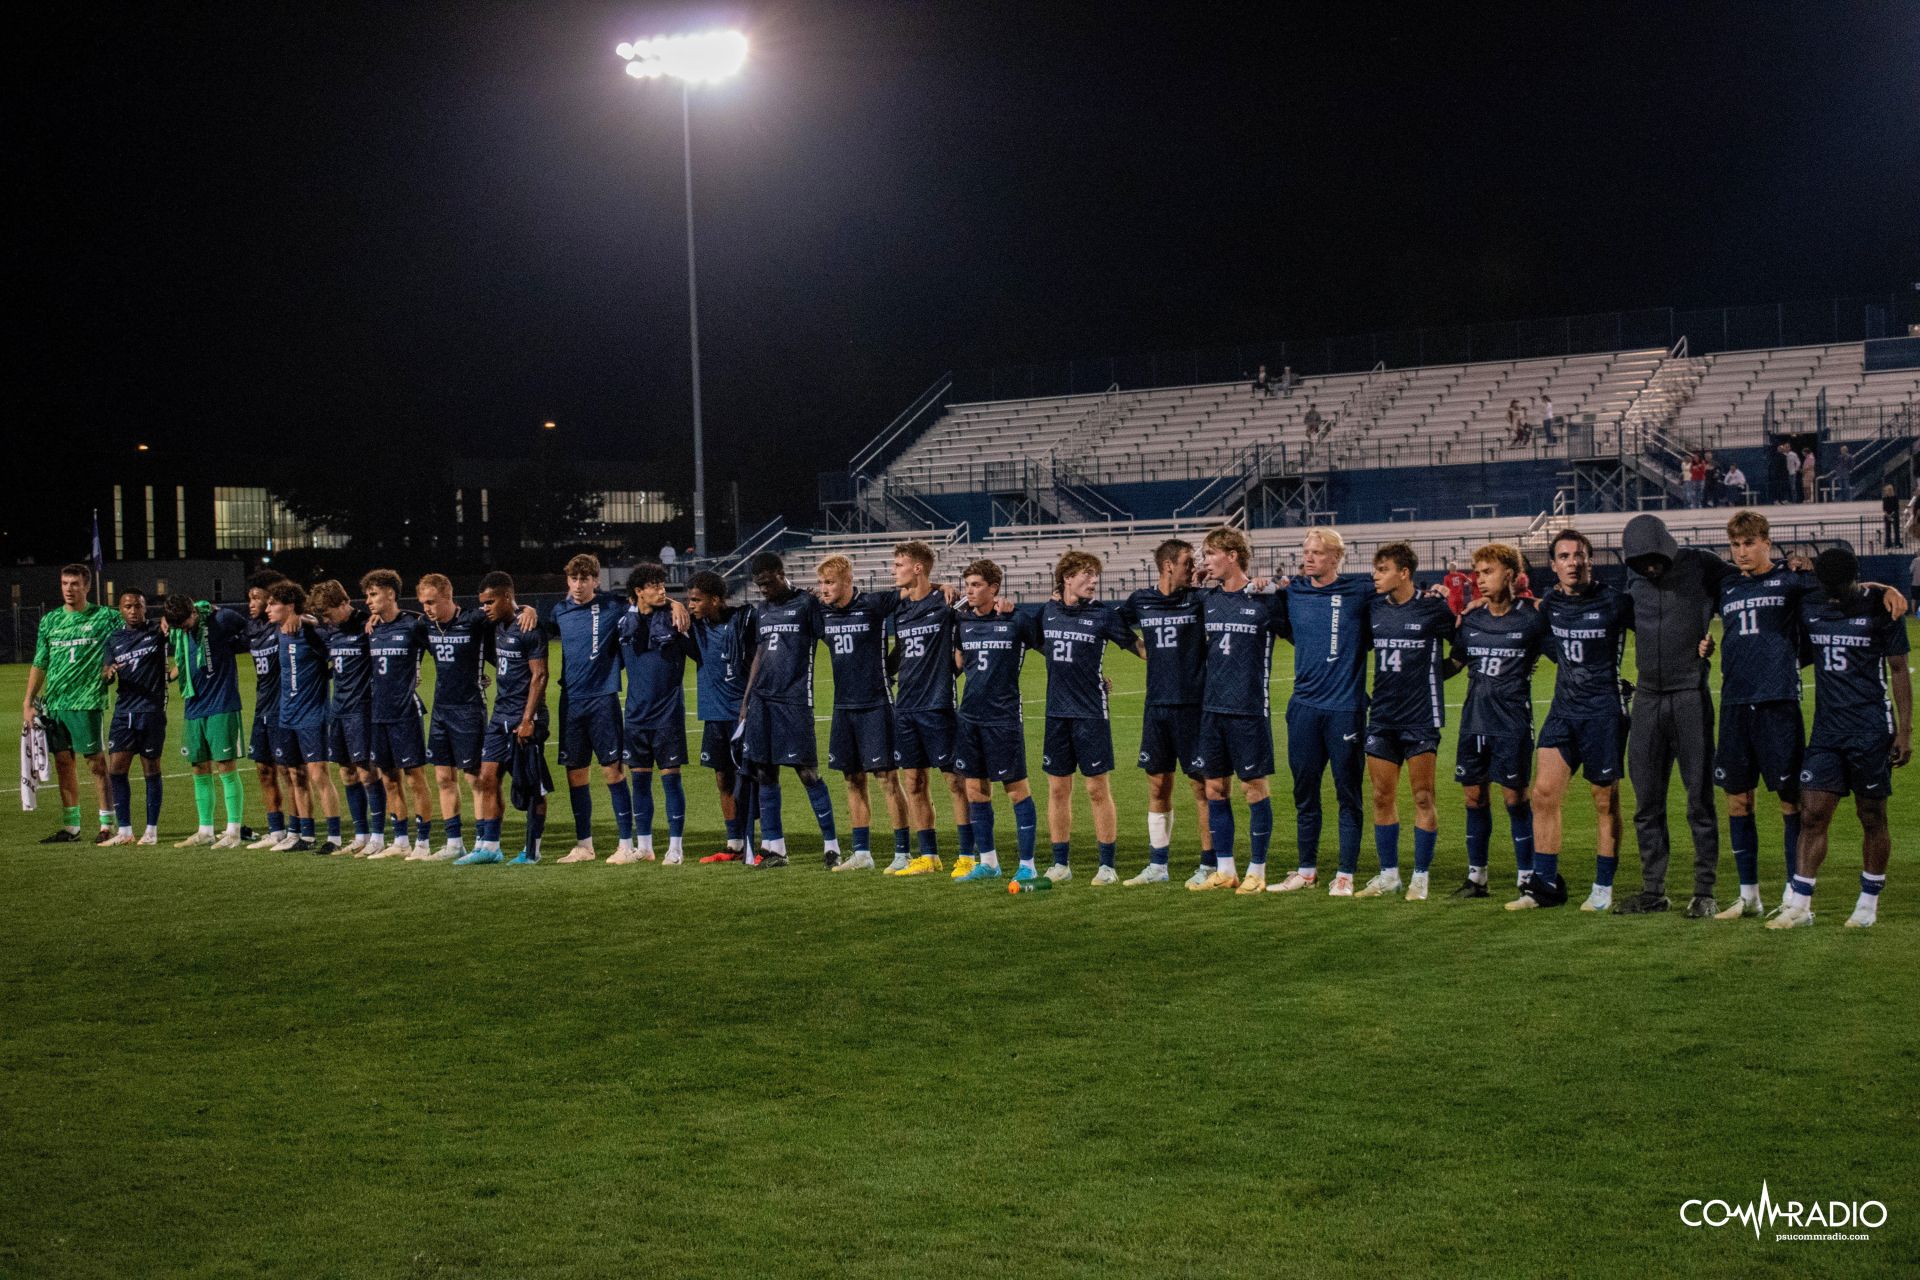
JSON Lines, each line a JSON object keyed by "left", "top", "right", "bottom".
{"left": 1405, "top": 871, "right": 1430, "bottom": 901}
{"left": 358, "top": 839, "right": 384, "bottom": 859}
{"left": 1185, "top": 866, "right": 1215, "bottom": 889}
{"left": 833, "top": 850, "right": 875, "bottom": 872}
{"left": 557, "top": 844, "right": 597, "bottom": 864}
{"left": 1327, "top": 872, "right": 1355, "bottom": 897}
{"left": 1124, "top": 863, "right": 1170, "bottom": 886}
{"left": 425, "top": 845, "right": 459, "bottom": 862}
{"left": 882, "top": 853, "right": 912, "bottom": 875}
{"left": 1268, "top": 870, "right": 1318, "bottom": 893}
{"left": 212, "top": 832, "right": 245, "bottom": 849}
{"left": 1090, "top": 865, "right": 1119, "bottom": 886}
{"left": 662, "top": 849, "right": 684, "bottom": 867}
{"left": 605, "top": 849, "right": 639, "bottom": 865}
{"left": 1579, "top": 886, "right": 1613, "bottom": 913}
{"left": 1714, "top": 896, "right": 1762, "bottom": 920}
{"left": 1355, "top": 871, "right": 1402, "bottom": 898}
{"left": 246, "top": 832, "right": 281, "bottom": 850}
{"left": 366, "top": 843, "right": 405, "bottom": 860}
{"left": 173, "top": 831, "right": 216, "bottom": 848}
{"left": 1765, "top": 903, "right": 1815, "bottom": 930}
{"left": 339, "top": 834, "right": 366, "bottom": 855}
{"left": 636, "top": 849, "right": 658, "bottom": 862}
{"left": 135, "top": 832, "right": 158, "bottom": 846}
{"left": 403, "top": 845, "right": 434, "bottom": 861}
{"left": 102, "top": 832, "right": 134, "bottom": 846}
{"left": 1043, "top": 864, "right": 1072, "bottom": 883}
{"left": 1844, "top": 905, "right": 1877, "bottom": 929}
{"left": 271, "top": 832, "right": 301, "bottom": 852}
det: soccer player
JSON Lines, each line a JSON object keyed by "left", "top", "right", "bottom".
{"left": 1510, "top": 529, "right": 1633, "bottom": 912}
{"left": 360, "top": 568, "right": 433, "bottom": 859}
{"left": 688, "top": 571, "right": 752, "bottom": 862}
{"left": 814, "top": 554, "right": 910, "bottom": 873}
{"left": 1034, "top": 550, "right": 1142, "bottom": 884}
{"left": 735, "top": 551, "right": 841, "bottom": 870}
{"left": 1190, "top": 526, "right": 1288, "bottom": 893}
{"left": 1117, "top": 539, "right": 1217, "bottom": 887}
{"left": 952, "top": 558, "right": 1042, "bottom": 882}
{"left": 267, "top": 581, "right": 341, "bottom": 853}
{"left": 615, "top": 563, "right": 697, "bottom": 865}
{"left": 1768, "top": 548, "right": 1911, "bottom": 929}
{"left": 464, "top": 571, "right": 550, "bottom": 865}
{"left": 22, "top": 563, "right": 119, "bottom": 843}
{"left": 243, "top": 569, "right": 303, "bottom": 851}
{"left": 548, "top": 554, "right": 633, "bottom": 863}
{"left": 1360, "top": 542, "right": 1457, "bottom": 900}
{"left": 101, "top": 589, "right": 168, "bottom": 845}
{"left": 310, "top": 580, "right": 383, "bottom": 855}
{"left": 1449, "top": 543, "right": 1547, "bottom": 898}
{"left": 161, "top": 593, "right": 252, "bottom": 847}
{"left": 1270, "top": 527, "right": 1376, "bottom": 896}
{"left": 888, "top": 540, "right": 970, "bottom": 876}
{"left": 416, "top": 573, "right": 488, "bottom": 860}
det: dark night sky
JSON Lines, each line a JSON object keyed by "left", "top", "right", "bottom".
{"left": 17, "top": 1, "right": 1918, "bottom": 548}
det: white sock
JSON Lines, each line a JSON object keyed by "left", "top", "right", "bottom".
{"left": 225, "top": 822, "right": 242, "bottom": 836}
{"left": 727, "top": 838, "right": 744, "bottom": 851}
{"left": 143, "top": 825, "right": 157, "bottom": 838}
{"left": 1147, "top": 810, "right": 1172, "bottom": 849}
{"left": 669, "top": 836, "right": 684, "bottom": 855}
{"left": 197, "top": 824, "right": 214, "bottom": 836}
{"left": 1854, "top": 892, "right": 1879, "bottom": 921}
{"left": 1468, "top": 866, "right": 1489, "bottom": 885}
{"left": 1217, "top": 856, "right": 1238, "bottom": 878}
{"left": 823, "top": 838, "right": 840, "bottom": 855}
{"left": 637, "top": 836, "right": 654, "bottom": 853}
{"left": 980, "top": 850, "right": 1000, "bottom": 869}
{"left": 616, "top": 839, "right": 633, "bottom": 855}
{"left": 1742, "top": 884, "right": 1761, "bottom": 903}
{"left": 1789, "top": 877, "right": 1815, "bottom": 910}
{"left": 766, "top": 837, "right": 786, "bottom": 854}
{"left": 1019, "top": 856, "right": 1036, "bottom": 870}
{"left": 118, "top": 826, "right": 133, "bottom": 838}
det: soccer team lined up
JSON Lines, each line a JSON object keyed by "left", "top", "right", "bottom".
{"left": 22, "top": 509, "right": 1912, "bottom": 929}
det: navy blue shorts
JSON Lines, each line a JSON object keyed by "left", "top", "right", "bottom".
{"left": 1043, "top": 716, "right": 1113, "bottom": 777}
{"left": 1138, "top": 704, "right": 1203, "bottom": 777}
{"left": 1537, "top": 710, "right": 1627, "bottom": 784}
{"left": 1364, "top": 725, "right": 1442, "bottom": 765}
{"left": 1800, "top": 738, "right": 1893, "bottom": 799}
{"left": 107, "top": 710, "right": 167, "bottom": 759}
{"left": 625, "top": 718, "right": 689, "bottom": 770}
{"left": 372, "top": 716, "right": 426, "bottom": 772}
{"left": 1455, "top": 733, "right": 1533, "bottom": 790}
{"left": 828, "top": 705, "right": 894, "bottom": 774}
{"left": 1193, "top": 711, "right": 1274, "bottom": 781}
{"left": 427, "top": 705, "right": 485, "bottom": 772}
{"left": 557, "top": 692, "right": 624, "bottom": 770}
{"left": 272, "top": 722, "right": 326, "bottom": 769}
{"left": 699, "top": 720, "right": 738, "bottom": 770}
{"left": 249, "top": 715, "right": 276, "bottom": 766}
{"left": 1715, "top": 700, "right": 1805, "bottom": 798}
{"left": 892, "top": 707, "right": 956, "bottom": 771}
{"left": 482, "top": 716, "right": 546, "bottom": 765}
{"left": 743, "top": 698, "right": 816, "bottom": 768}
{"left": 954, "top": 716, "right": 1027, "bottom": 783}
{"left": 327, "top": 711, "right": 372, "bottom": 767}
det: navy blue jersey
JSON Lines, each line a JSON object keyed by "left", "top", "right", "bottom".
{"left": 742, "top": 590, "right": 821, "bottom": 707}
{"left": 618, "top": 607, "right": 694, "bottom": 729}
{"left": 1541, "top": 582, "right": 1634, "bottom": 718}
{"left": 423, "top": 608, "right": 488, "bottom": 709}
{"left": 1802, "top": 589, "right": 1909, "bottom": 745}
{"left": 323, "top": 611, "right": 372, "bottom": 714}
{"left": 1279, "top": 574, "right": 1374, "bottom": 712}
{"left": 1200, "top": 585, "right": 1286, "bottom": 716}
{"left": 817, "top": 591, "right": 897, "bottom": 711}
{"left": 486, "top": 619, "right": 549, "bottom": 725}
{"left": 367, "top": 612, "right": 428, "bottom": 724}
{"left": 956, "top": 607, "right": 1041, "bottom": 725}
{"left": 1453, "top": 602, "right": 1549, "bottom": 740}
{"left": 277, "top": 624, "right": 331, "bottom": 730}
{"left": 692, "top": 609, "right": 746, "bottom": 721}
{"left": 548, "top": 592, "right": 629, "bottom": 699}
{"left": 892, "top": 591, "right": 957, "bottom": 713}
{"left": 180, "top": 606, "right": 248, "bottom": 720}
{"left": 1366, "top": 593, "right": 1455, "bottom": 731}
{"left": 1119, "top": 587, "right": 1207, "bottom": 707}
{"left": 1037, "top": 600, "right": 1139, "bottom": 720}
{"left": 107, "top": 624, "right": 168, "bottom": 717}
{"left": 1717, "top": 564, "right": 1818, "bottom": 706}
{"left": 246, "top": 614, "right": 281, "bottom": 724}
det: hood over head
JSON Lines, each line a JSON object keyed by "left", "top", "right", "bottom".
{"left": 1623, "top": 514, "right": 1678, "bottom": 577}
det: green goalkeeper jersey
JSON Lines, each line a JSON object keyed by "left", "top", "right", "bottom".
{"left": 32, "top": 602, "right": 119, "bottom": 711}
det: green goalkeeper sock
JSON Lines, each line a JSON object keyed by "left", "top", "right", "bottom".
{"left": 193, "top": 774, "right": 216, "bottom": 829}
{"left": 63, "top": 804, "right": 82, "bottom": 831}
{"left": 219, "top": 771, "right": 245, "bottom": 829}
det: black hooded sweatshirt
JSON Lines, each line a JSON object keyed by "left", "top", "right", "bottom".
{"left": 1620, "top": 514, "right": 1736, "bottom": 694}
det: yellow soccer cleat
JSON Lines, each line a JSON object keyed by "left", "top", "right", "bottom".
{"left": 1190, "top": 870, "right": 1240, "bottom": 892}
{"left": 949, "top": 856, "right": 977, "bottom": 880}
{"left": 897, "top": 854, "right": 944, "bottom": 877}
{"left": 1235, "top": 871, "right": 1268, "bottom": 895}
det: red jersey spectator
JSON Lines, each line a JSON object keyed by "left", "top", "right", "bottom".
{"left": 1442, "top": 563, "right": 1476, "bottom": 613}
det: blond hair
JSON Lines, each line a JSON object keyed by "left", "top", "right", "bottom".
{"left": 1203, "top": 525, "right": 1251, "bottom": 571}
{"left": 816, "top": 555, "right": 853, "bottom": 582}
{"left": 415, "top": 572, "right": 453, "bottom": 598}
{"left": 1303, "top": 526, "right": 1347, "bottom": 561}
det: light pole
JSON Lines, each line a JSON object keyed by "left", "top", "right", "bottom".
{"left": 617, "top": 30, "right": 747, "bottom": 560}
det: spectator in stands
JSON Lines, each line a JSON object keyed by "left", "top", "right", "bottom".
{"left": 1684, "top": 453, "right": 1706, "bottom": 508}
{"left": 1835, "top": 446, "right": 1852, "bottom": 501}
{"left": 1722, "top": 461, "right": 1747, "bottom": 506}
{"left": 659, "top": 543, "right": 678, "bottom": 567}
{"left": 1702, "top": 452, "right": 1723, "bottom": 507}
{"left": 1540, "top": 394, "right": 1556, "bottom": 444}
{"left": 1280, "top": 366, "right": 1295, "bottom": 398}
{"left": 1253, "top": 365, "right": 1272, "bottom": 399}
{"left": 1780, "top": 441, "right": 1801, "bottom": 502}
{"left": 1506, "top": 400, "right": 1523, "bottom": 445}
{"left": 1905, "top": 490, "right": 1919, "bottom": 549}
{"left": 1886, "top": 483, "right": 1906, "bottom": 548}
{"left": 1801, "top": 447, "right": 1817, "bottom": 504}
{"left": 1303, "top": 403, "right": 1324, "bottom": 439}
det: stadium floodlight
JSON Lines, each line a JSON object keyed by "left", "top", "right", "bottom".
{"left": 616, "top": 30, "right": 748, "bottom": 560}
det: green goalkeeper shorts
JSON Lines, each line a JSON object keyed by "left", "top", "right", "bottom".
{"left": 45, "top": 709, "right": 104, "bottom": 758}
{"left": 182, "top": 711, "right": 243, "bottom": 765}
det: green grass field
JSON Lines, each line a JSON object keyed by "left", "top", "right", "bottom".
{"left": 3, "top": 628, "right": 1916, "bottom": 1278}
